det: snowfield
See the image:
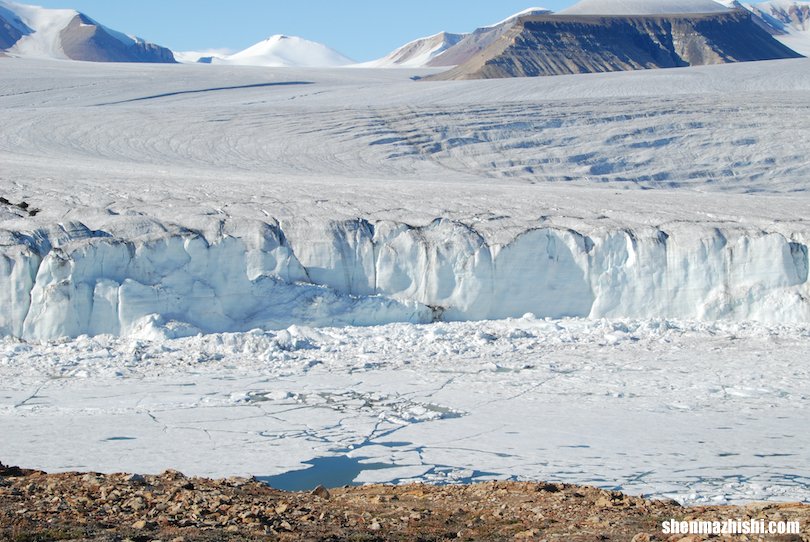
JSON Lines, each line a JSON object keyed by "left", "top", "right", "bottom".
{"left": 1, "top": 318, "right": 809, "bottom": 504}
{"left": 1, "top": 57, "right": 809, "bottom": 502}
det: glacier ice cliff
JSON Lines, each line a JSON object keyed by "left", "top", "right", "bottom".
{"left": 1, "top": 216, "right": 808, "bottom": 340}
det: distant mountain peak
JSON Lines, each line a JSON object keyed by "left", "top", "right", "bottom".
{"left": 202, "top": 34, "right": 354, "bottom": 67}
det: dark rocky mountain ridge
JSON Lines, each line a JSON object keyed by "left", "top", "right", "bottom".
{"left": 426, "top": 10, "right": 803, "bottom": 80}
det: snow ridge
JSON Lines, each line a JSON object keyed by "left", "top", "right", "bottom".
{"left": 560, "top": 0, "right": 731, "bottom": 15}
{"left": 485, "top": 6, "right": 554, "bottom": 27}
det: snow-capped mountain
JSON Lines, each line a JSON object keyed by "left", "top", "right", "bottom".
{"left": 0, "top": 0, "right": 174, "bottom": 62}
{"left": 186, "top": 35, "right": 354, "bottom": 67}
{"left": 366, "top": 7, "right": 551, "bottom": 68}
{"left": 741, "top": 0, "right": 810, "bottom": 54}
{"left": 757, "top": 0, "right": 810, "bottom": 28}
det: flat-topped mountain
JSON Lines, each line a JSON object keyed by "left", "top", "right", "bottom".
{"left": 425, "top": 9, "right": 802, "bottom": 80}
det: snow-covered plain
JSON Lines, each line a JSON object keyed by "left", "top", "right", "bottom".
{"left": 2, "top": 318, "right": 809, "bottom": 504}
{"left": 1, "top": 57, "right": 809, "bottom": 502}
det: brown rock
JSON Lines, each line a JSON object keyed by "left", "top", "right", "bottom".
{"left": 162, "top": 469, "right": 186, "bottom": 480}
{"left": 311, "top": 484, "right": 331, "bottom": 499}
{"left": 595, "top": 496, "right": 614, "bottom": 508}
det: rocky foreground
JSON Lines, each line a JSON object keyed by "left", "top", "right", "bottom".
{"left": 0, "top": 463, "right": 807, "bottom": 541}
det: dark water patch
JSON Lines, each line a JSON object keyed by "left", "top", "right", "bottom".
{"left": 259, "top": 455, "right": 394, "bottom": 491}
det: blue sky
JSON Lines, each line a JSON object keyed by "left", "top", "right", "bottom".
{"left": 26, "top": 1, "right": 575, "bottom": 60}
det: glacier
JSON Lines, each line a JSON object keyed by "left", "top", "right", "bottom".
{"left": 1, "top": 216, "right": 807, "bottom": 340}
{"left": 1, "top": 58, "right": 810, "bottom": 340}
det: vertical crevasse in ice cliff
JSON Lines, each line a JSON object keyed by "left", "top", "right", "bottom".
{"left": 0, "top": 218, "right": 807, "bottom": 340}
{"left": 0, "top": 242, "right": 41, "bottom": 338}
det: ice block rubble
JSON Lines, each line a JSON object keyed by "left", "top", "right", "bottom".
{"left": 1, "top": 214, "right": 807, "bottom": 340}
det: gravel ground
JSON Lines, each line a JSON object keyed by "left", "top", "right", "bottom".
{"left": 1, "top": 463, "right": 807, "bottom": 541}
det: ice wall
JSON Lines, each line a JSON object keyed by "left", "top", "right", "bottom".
{"left": 1, "top": 217, "right": 808, "bottom": 340}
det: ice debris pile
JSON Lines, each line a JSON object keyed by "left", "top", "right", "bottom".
{"left": 0, "top": 216, "right": 807, "bottom": 340}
